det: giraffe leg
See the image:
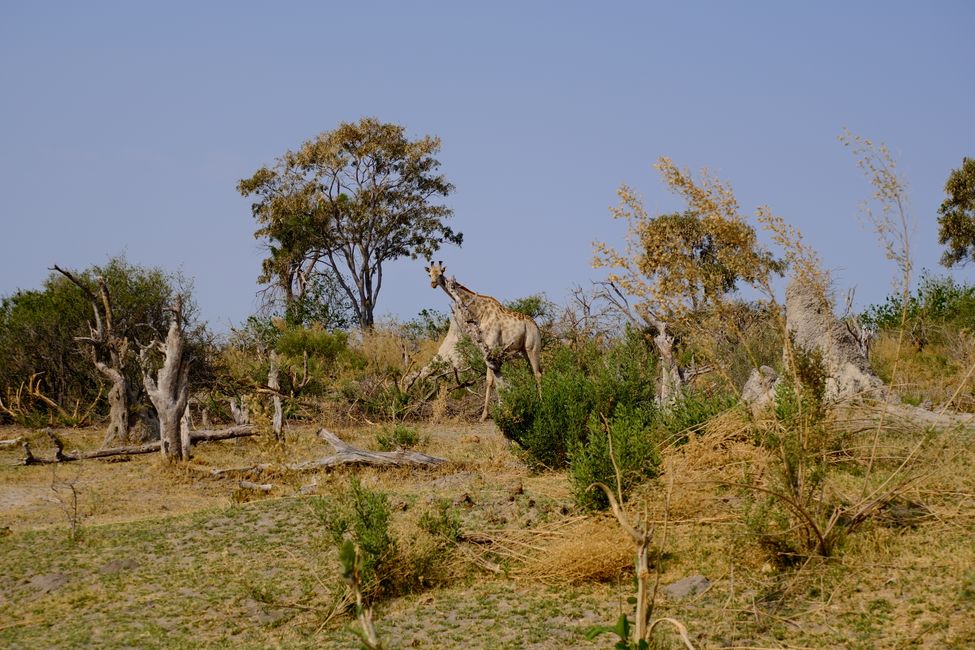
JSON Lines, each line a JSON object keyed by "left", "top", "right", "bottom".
{"left": 481, "top": 367, "right": 495, "bottom": 422}
{"left": 525, "top": 348, "right": 543, "bottom": 398}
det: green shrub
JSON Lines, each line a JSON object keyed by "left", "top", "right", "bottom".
{"left": 496, "top": 329, "right": 737, "bottom": 509}
{"left": 355, "top": 380, "right": 412, "bottom": 421}
{"left": 275, "top": 324, "right": 349, "bottom": 360}
{"left": 494, "top": 331, "right": 659, "bottom": 468}
{"left": 493, "top": 350, "right": 599, "bottom": 468}
{"left": 402, "top": 308, "right": 451, "bottom": 341}
{"left": 375, "top": 424, "right": 421, "bottom": 451}
{"left": 657, "top": 392, "right": 738, "bottom": 445}
{"left": 316, "top": 477, "right": 461, "bottom": 605}
{"left": 570, "top": 405, "right": 661, "bottom": 510}
{"left": 863, "top": 272, "right": 975, "bottom": 347}
{"left": 774, "top": 340, "right": 828, "bottom": 430}
{"left": 314, "top": 477, "right": 396, "bottom": 600}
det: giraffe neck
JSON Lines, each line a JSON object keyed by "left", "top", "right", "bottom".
{"left": 443, "top": 279, "right": 493, "bottom": 320}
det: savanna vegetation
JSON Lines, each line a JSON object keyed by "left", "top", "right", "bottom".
{"left": 2, "top": 121, "right": 974, "bottom": 649}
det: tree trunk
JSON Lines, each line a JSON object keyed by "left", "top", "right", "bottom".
{"left": 650, "top": 318, "right": 684, "bottom": 407}
{"left": 141, "top": 300, "right": 193, "bottom": 462}
{"left": 229, "top": 396, "right": 250, "bottom": 425}
{"left": 53, "top": 265, "right": 142, "bottom": 447}
{"left": 21, "top": 425, "right": 255, "bottom": 464}
{"left": 268, "top": 350, "right": 283, "bottom": 441}
{"left": 102, "top": 371, "right": 130, "bottom": 447}
{"left": 180, "top": 404, "right": 193, "bottom": 458}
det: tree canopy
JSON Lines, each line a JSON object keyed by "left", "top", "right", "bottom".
{"left": 937, "top": 157, "right": 975, "bottom": 268}
{"left": 238, "top": 117, "right": 462, "bottom": 328}
{"left": 594, "top": 158, "right": 783, "bottom": 320}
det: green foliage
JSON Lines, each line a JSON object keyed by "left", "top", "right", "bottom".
{"left": 216, "top": 320, "right": 343, "bottom": 420}
{"left": 640, "top": 210, "right": 784, "bottom": 307}
{"left": 585, "top": 613, "right": 649, "bottom": 649}
{"left": 505, "top": 293, "right": 557, "bottom": 331}
{"left": 402, "top": 308, "right": 451, "bottom": 342}
{"left": 315, "top": 477, "right": 396, "bottom": 601}
{"left": 863, "top": 272, "right": 975, "bottom": 349}
{"left": 570, "top": 406, "right": 660, "bottom": 511}
{"left": 494, "top": 331, "right": 658, "bottom": 470}
{"left": 775, "top": 341, "right": 828, "bottom": 427}
{"left": 292, "top": 271, "right": 356, "bottom": 329}
{"left": 0, "top": 256, "right": 193, "bottom": 424}
{"left": 239, "top": 117, "right": 462, "bottom": 328}
{"left": 374, "top": 424, "right": 421, "bottom": 451}
{"left": 275, "top": 323, "right": 349, "bottom": 360}
{"left": 355, "top": 382, "right": 413, "bottom": 421}
{"left": 496, "top": 330, "right": 731, "bottom": 510}
{"left": 493, "top": 353, "right": 596, "bottom": 468}
{"left": 657, "top": 394, "right": 735, "bottom": 445}
{"left": 937, "top": 157, "right": 975, "bottom": 268}
{"left": 417, "top": 499, "right": 462, "bottom": 545}
{"left": 744, "top": 343, "right": 855, "bottom": 563}
{"left": 317, "top": 476, "right": 459, "bottom": 612}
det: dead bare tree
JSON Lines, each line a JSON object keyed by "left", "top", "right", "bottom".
{"left": 229, "top": 396, "right": 251, "bottom": 425}
{"left": 595, "top": 281, "right": 705, "bottom": 406}
{"left": 268, "top": 350, "right": 284, "bottom": 441}
{"left": 51, "top": 265, "right": 155, "bottom": 446}
{"left": 141, "top": 297, "right": 193, "bottom": 462}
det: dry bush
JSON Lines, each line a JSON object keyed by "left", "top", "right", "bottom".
{"left": 356, "top": 326, "right": 410, "bottom": 376}
{"left": 515, "top": 517, "right": 632, "bottom": 585}
{"left": 644, "top": 408, "right": 771, "bottom": 526}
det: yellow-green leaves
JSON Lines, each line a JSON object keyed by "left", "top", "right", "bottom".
{"left": 594, "top": 158, "right": 783, "bottom": 320}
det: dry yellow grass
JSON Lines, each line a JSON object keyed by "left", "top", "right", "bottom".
{"left": 871, "top": 330, "right": 975, "bottom": 411}
{"left": 516, "top": 516, "right": 632, "bottom": 585}
{"left": 2, "top": 408, "right": 974, "bottom": 648}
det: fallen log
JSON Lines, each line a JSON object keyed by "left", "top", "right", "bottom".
{"left": 19, "top": 426, "right": 255, "bottom": 465}
{"left": 190, "top": 426, "right": 257, "bottom": 443}
{"left": 298, "top": 428, "right": 448, "bottom": 469}
{"left": 206, "top": 428, "right": 448, "bottom": 476}
{"left": 239, "top": 480, "right": 274, "bottom": 492}
{"left": 0, "top": 437, "right": 25, "bottom": 449}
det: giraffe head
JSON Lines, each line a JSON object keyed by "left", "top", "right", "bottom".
{"left": 425, "top": 260, "right": 446, "bottom": 289}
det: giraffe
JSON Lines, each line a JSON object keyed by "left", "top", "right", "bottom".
{"left": 424, "top": 261, "right": 542, "bottom": 421}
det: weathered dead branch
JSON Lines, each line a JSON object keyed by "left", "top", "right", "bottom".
{"left": 239, "top": 480, "right": 273, "bottom": 492}
{"left": 298, "top": 429, "right": 447, "bottom": 469}
{"left": 205, "top": 428, "right": 448, "bottom": 476}
{"left": 18, "top": 426, "right": 255, "bottom": 465}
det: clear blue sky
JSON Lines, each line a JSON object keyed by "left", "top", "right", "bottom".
{"left": 2, "top": 1, "right": 972, "bottom": 330}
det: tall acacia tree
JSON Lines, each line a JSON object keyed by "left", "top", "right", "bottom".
{"left": 239, "top": 118, "right": 462, "bottom": 328}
